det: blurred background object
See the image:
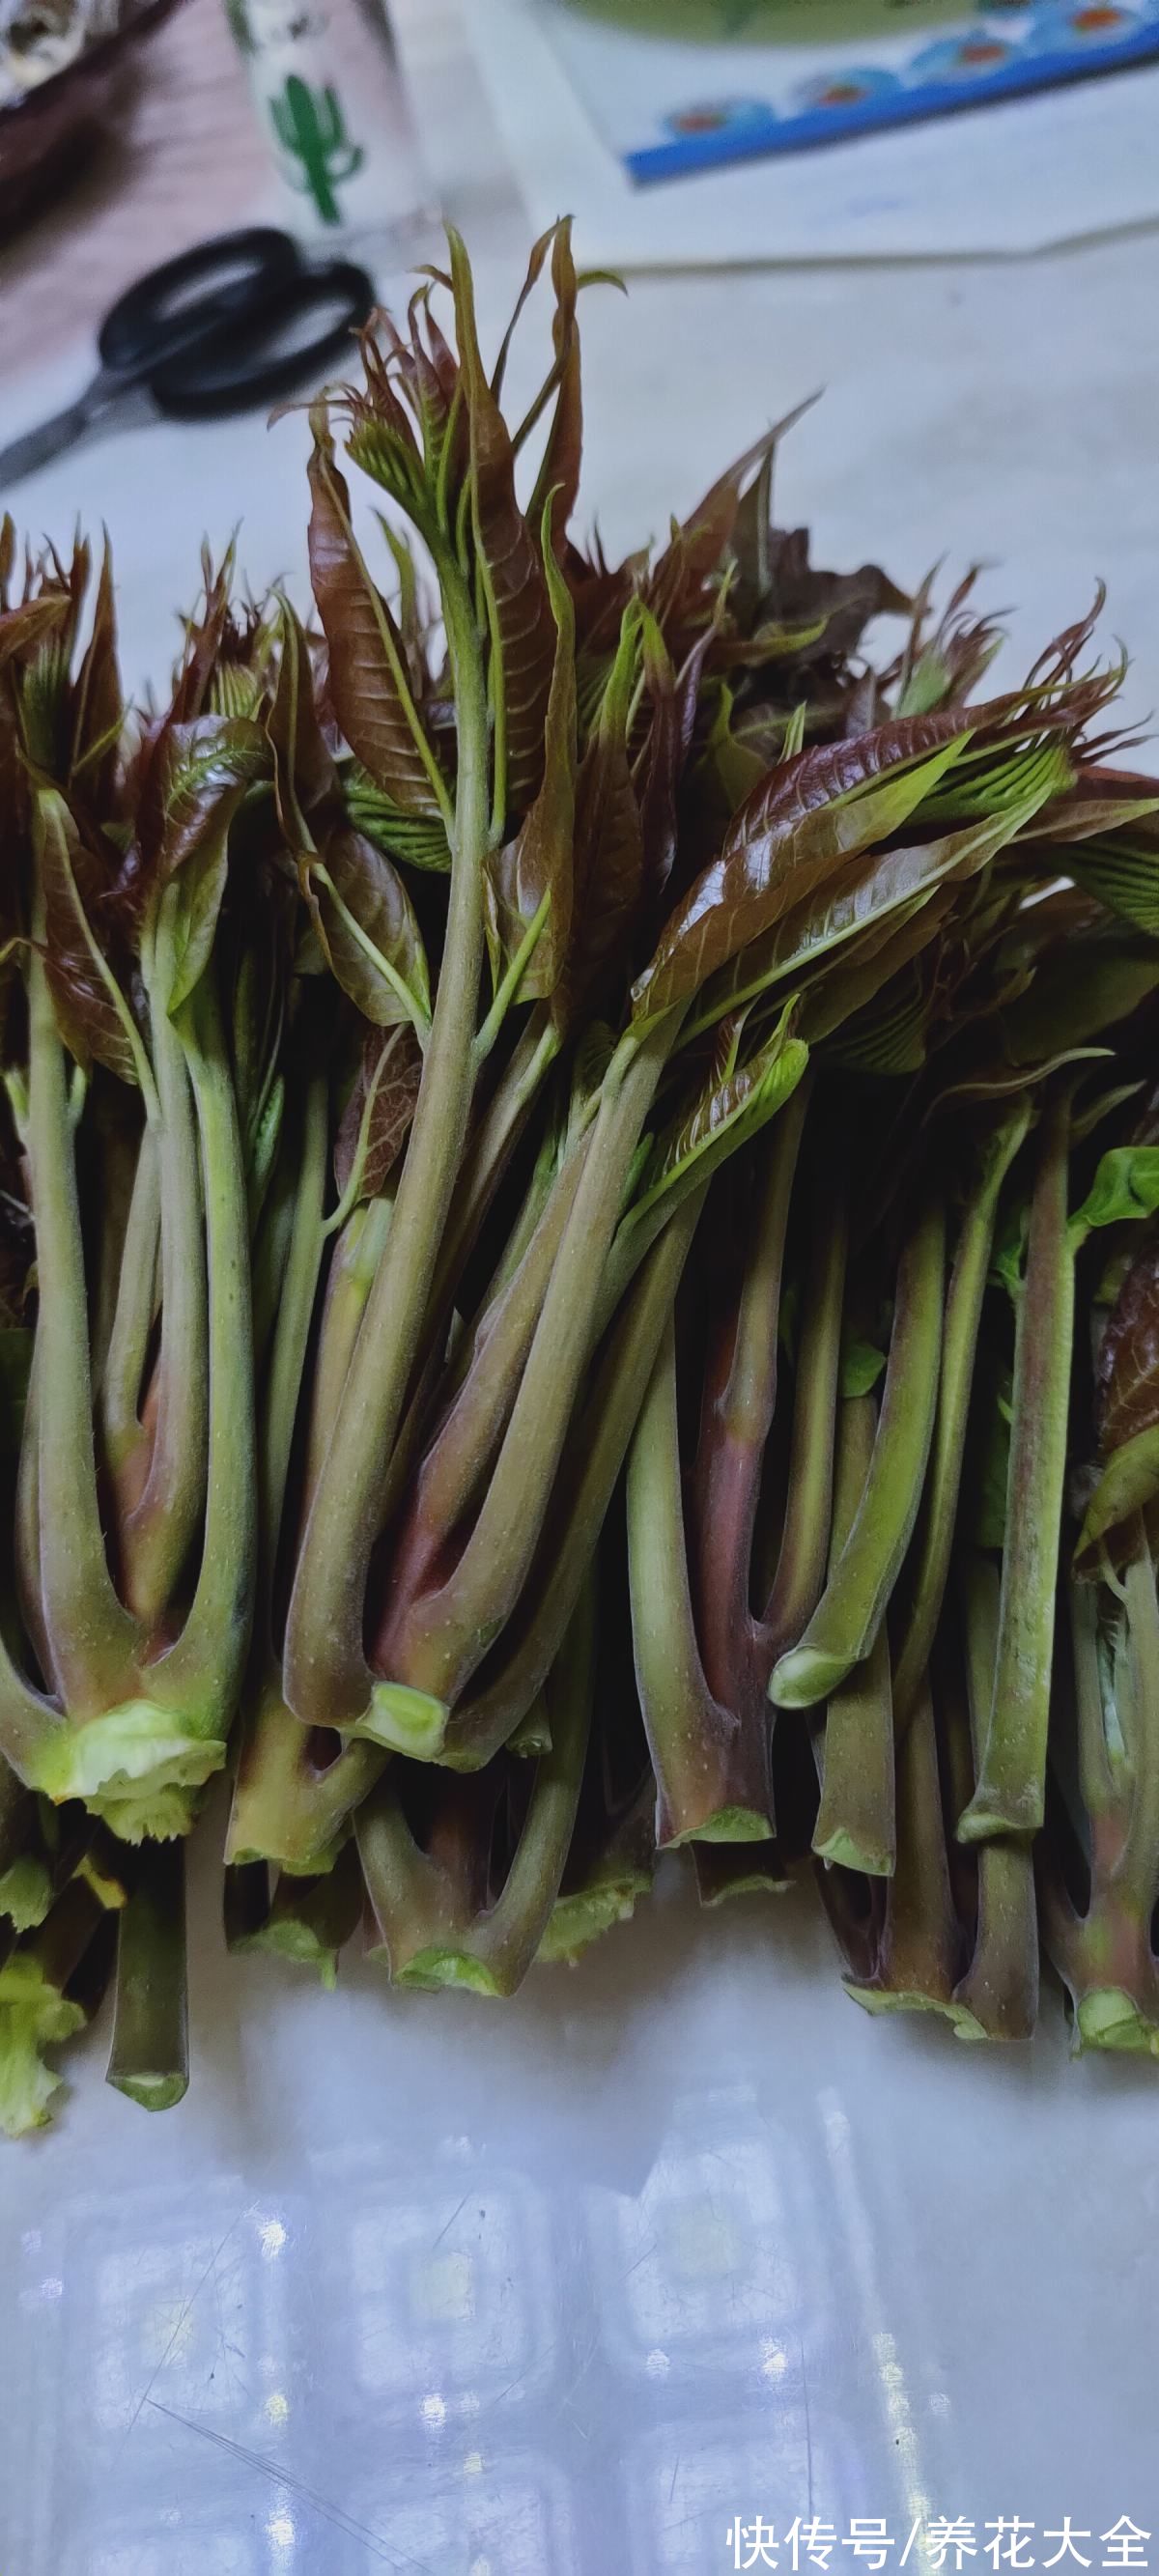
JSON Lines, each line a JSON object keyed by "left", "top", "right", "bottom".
{"left": 466, "top": 0, "right": 1159, "bottom": 262}
{"left": 0, "top": 221, "right": 374, "bottom": 485}
{"left": 1, "top": 0, "right": 438, "bottom": 383}
{"left": 3, "top": 0, "right": 268, "bottom": 366}
{"left": 0, "top": 0, "right": 178, "bottom": 232}
{"left": 221, "top": 0, "right": 433, "bottom": 242}
{"left": 2, "top": 0, "right": 124, "bottom": 104}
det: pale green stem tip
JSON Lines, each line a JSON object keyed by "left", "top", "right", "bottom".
{"left": 956, "top": 1786, "right": 1042, "bottom": 1846}
{"left": 352, "top": 1681, "right": 450, "bottom": 1761}
{"left": 538, "top": 1878, "right": 651, "bottom": 1965}
{"left": 389, "top": 1948, "right": 504, "bottom": 1996}
{"left": 1074, "top": 1988, "right": 1159, "bottom": 2056}
{"left": 769, "top": 1644, "right": 851, "bottom": 1709}
{"left": 813, "top": 1826, "right": 895, "bottom": 1878}
{"left": 111, "top": 2070, "right": 190, "bottom": 2111}
{"left": 24, "top": 1705, "right": 226, "bottom": 1842}
{"left": 664, "top": 1805, "right": 774, "bottom": 1850}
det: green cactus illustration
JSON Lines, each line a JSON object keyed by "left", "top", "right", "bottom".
{"left": 269, "top": 73, "right": 364, "bottom": 226}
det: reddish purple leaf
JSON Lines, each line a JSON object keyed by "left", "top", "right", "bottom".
{"left": 1074, "top": 1238, "right": 1159, "bottom": 1566}
{"left": 373, "top": 287, "right": 464, "bottom": 491}
{"left": 141, "top": 717, "right": 268, "bottom": 886}
{"left": 267, "top": 598, "right": 337, "bottom": 855}
{"left": 448, "top": 231, "right": 556, "bottom": 820}
{"left": 560, "top": 609, "right": 646, "bottom": 1024}
{"left": 305, "top": 825, "right": 429, "bottom": 1030}
{"left": 484, "top": 526, "right": 577, "bottom": 1002}
{"left": 68, "top": 536, "right": 121, "bottom": 808}
{"left": 36, "top": 788, "right": 138, "bottom": 1083}
{"left": 170, "top": 547, "right": 238, "bottom": 723}
{"left": 334, "top": 1021, "right": 422, "bottom": 1203}
{"left": 0, "top": 593, "right": 70, "bottom": 674}
{"left": 631, "top": 708, "right": 969, "bottom": 1025}
{"left": 635, "top": 621, "right": 681, "bottom": 909}
{"left": 1020, "top": 767, "right": 1159, "bottom": 845}
{"left": 308, "top": 417, "right": 441, "bottom": 818}
{"left": 757, "top": 527, "right": 910, "bottom": 666}
{"left": 490, "top": 225, "right": 556, "bottom": 403}
{"left": 527, "top": 222, "right": 583, "bottom": 563}
{"left": 1097, "top": 1242, "right": 1159, "bottom": 1459}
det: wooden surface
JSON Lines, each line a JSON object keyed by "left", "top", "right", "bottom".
{"left": 2, "top": 0, "right": 272, "bottom": 374}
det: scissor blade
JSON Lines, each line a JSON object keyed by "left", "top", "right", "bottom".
{"left": 0, "top": 390, "right": 105, "bottom": 490}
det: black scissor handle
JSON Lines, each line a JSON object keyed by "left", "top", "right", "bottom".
{"left": 99, "top": 228, "right": 302, "bottom": 381}
{"left": 146, "top": 259, "right": 376, "bottom": 420}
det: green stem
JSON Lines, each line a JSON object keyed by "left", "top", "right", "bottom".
{"left": 222, "top": 1855, "right": 270, "bottom": 1947}
{"left": 812, "top": 1391, "right": 895, "bottom": 1877}
{"left": 693, "top": 1083, "right": 810, "bottom": 1717}
{"left": 693, "top": 1841, "right": 790, "bottom": 1905}
{"left": 539, "top": 1681, "right": 658, "bottom": 1967}
{"left": 960, "top": 1092, "right": 1074, "bottom": 1842}
{"left": 379, "top": 1021, "right": 679, "bottom": 1714}
{"left": 225, "top": 1839, "right": 364, "bottom": 1987}
{"left": 23, "top": 1873, "right": 109, "bottom": 1994}
{"left": 0, "top": 1763, "right": 31, "bottom": 1881}
{"left": 628, "top": 1311, "right": 773, "bottom": 1848}
{"left": 146, "top": 968, "right": 255, "bottom": 1736}
{"left": 226, "top": 1665, "right": 383, "bottom": 1871}
{"left": 763, "top": 1152, "right": 847, "bottom": 1658}
{"left": 771, "top": 1195, "right": 947, "bottom": 1711}
{"left": 950, "top": 1552, "right": 1038, "bottom": 2041}
{"left": 471, "top": 1590, "right": 592, "bottom": 1992}
{"left": 442, "top": 1186, "right": 706, "bottom": 1770}
{"left": 251, "top": 1162, "right": 297, "bottom": 1384}
{"left": 1042, "top": 1548, "right": 1159, "bottom": 2055}
{"left": 892, "top": 1104, "right": 1030, "bottom": 1730}
{"left": 25, "top": 921, "right": 139, "bottom": 1712}
{"left": 302, "top": 1196, "right": 392, "bottom": 1509}
{"left": 14, "top": 1343, "right": 51, "bottom": 1688}
{"left": 417, "top": 1144, "right": 592, "bottom": 1524}
{"left": 257, "top": 1068, "right": 329, "bottom": 1623}
{"left": 225, "top": 1071, "right": 337, "bottom": 1870}
{"left": 360, "top": 1593, "right": 590, "bottom": 1996}
{"left": 283, "top": 559, "right": 490, "bottom": 1739}
{"left": 1070, "top": 1574, "right": 1116, "bottom": 1826}
{"left": 473, "top": 891, "right": 551, "bottom": 1065}
{"left": 119, "top": 923, "right": 210, "bottom": 1628}
{"left": 429, "top": 1009, "right": 560, "bottom": 1320}
{"left": 89, "top": 1103, "right": 141, "bottom": 1399}
{"left": 451, "top": 1116, "right": 567, "bottom": 1341}
{"left": 268, "top": 1842, "right": 365, "bottom": 1981}
{"left": 105, "top": 1840, "right": 188, "bottom": 2109}
{"left": 356, "top": 1776, "right": 467, "bottom": 1981}
{"left": 0, "top": 1617, "right": 66, "bottom": 1785}
{"left": 1116, "top": 1541, "right": 1159, "bottom": 1920}
{"left": 843, "top": 1679, "right": 961, "bottom": 2018}
{"left": 382, "top": 1137, "right": 589, "bottom": 1608}
{"left": 99, "top": 1127, "right": 159, "bottom": 1477}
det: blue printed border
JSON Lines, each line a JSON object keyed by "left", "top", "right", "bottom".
{"left": 623, "top": 23, "right": 1159, "bottom": 184}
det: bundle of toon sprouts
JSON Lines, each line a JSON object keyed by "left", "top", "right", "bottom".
{"left": 3, "top": 228, "right": 1159, "bottom": 2136}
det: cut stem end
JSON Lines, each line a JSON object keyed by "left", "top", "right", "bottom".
{"left": 354, "top": 1682, "right": 450, "bottom": 1761}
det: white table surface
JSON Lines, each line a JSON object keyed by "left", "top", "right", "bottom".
{"left": 4, "top": 8, "right": 1159, "bottom": 2570}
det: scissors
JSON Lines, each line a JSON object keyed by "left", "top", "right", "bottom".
{"left": 0, "top": 225, "right": 376, "bottom": 490}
